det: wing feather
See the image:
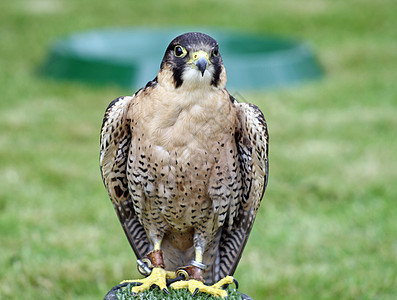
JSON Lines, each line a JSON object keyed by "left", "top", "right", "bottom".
{"left": 215, "top": 95, "right": 269, "bottom": 281}
{"left": 100, "top": 96, "right": 151, "bottom": 259}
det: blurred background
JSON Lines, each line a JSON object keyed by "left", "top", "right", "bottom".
{"left": 0, "top": 0, "right": 396, "bottom": 299}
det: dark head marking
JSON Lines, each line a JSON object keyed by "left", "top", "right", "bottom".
{"left": 160, "top": 32, "right": 224, "bottom": 88}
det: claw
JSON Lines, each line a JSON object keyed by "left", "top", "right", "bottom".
{"left": 166, "top": 275, "right": 186, "bottom": 286}
{"left": 122, "top": 267, "right": 169, "bottom": 295}
{"left": 171, "top": 279, "right": 228, "bottom": 298}
{"left": 233, "top": 278, "right": 239, "bottom": 290}
{"left": 163, "top": 288, "right": 169, "bottom": 294}
{"left": 221, "top": 277, "right": 239, "bottom": 290}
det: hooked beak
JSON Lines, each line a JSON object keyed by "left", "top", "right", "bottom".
{"left": 190, "top": 50, "right": 210, "bottom": 76}
{"left": 195, "top": 57, "right": 208, "bottom": 76}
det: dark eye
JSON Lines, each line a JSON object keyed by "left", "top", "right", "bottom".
{"left": 212, "top": 46, "right": 219, "bottom": 57}
{"left": 174, "top": 45, "right": 187, "bottom": 57}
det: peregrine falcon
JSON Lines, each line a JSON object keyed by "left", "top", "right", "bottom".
{"left": 100, "top": 32, "right": 269, "bottom": 298}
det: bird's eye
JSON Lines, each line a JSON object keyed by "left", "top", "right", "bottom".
{"left": 174, "top": 45, "right": 187, "bottom": 57}
{"left": 212, "top": 46, "right": 219, "bottom": 57}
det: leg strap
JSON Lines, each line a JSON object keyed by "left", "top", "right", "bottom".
{"left": 176, "top": 265, "right": 204, "bottom": 282}
{"left": 146, "top": 249, "right": 165, "bottom": 268}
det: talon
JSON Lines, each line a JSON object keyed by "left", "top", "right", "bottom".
{"left": 127, "top": 267, "right": 168, "bottom": 294}
{"left": 167, "top": 275, "right": 186, "bottom": 286}
{"left": 233, "top": 278, "right": 239, "bottom": 290}
{"left": 163, "top": 288, "right": 169, "bottom": 294}
{"left": 221, "top": 277, "right": 239, "bottom": 290}
{"left": 171, "top": 277, "right": 229, "bottom": 298}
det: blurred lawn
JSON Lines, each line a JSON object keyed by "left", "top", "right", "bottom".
{"left": 1, "top": 0, "right": 396, "bottom": 299}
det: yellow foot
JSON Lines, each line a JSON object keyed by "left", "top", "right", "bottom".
{"left": 121, "top": 267, "right": 174, "bottom": 294}
{"left": 171, "top": 276, "right": 236, "bottom": 299}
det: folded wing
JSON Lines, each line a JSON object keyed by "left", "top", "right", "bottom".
{"left": 214, "top": 95, "right": 269, "bottom": 281}
{"left": 100, "top": 96, "right": 151, "bottom": 260}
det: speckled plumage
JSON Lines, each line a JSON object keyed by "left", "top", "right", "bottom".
{"left": 100, "top": 32, "right": 269, "bottom": 284}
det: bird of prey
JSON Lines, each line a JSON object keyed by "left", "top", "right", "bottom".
{"left": 100, "top": 32, "right": 269, "bottom": 298}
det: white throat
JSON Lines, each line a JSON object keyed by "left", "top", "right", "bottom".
{"left": 181, "top": 66, "right": 214, "bottom": 90}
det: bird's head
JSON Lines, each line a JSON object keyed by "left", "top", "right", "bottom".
{"left": 159, "top": 32, "right": 226, "bottom": 90}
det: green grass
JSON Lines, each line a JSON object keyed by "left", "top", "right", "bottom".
{"left": 1, "top": 0, "right": 397, "bottom": 299}
{"left": 113, "top": 284, "right": 242, "bottom": 300}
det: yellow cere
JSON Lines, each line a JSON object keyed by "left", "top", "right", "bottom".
{"left": 188, "top": 50, "right": 210, "bottom": 64}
